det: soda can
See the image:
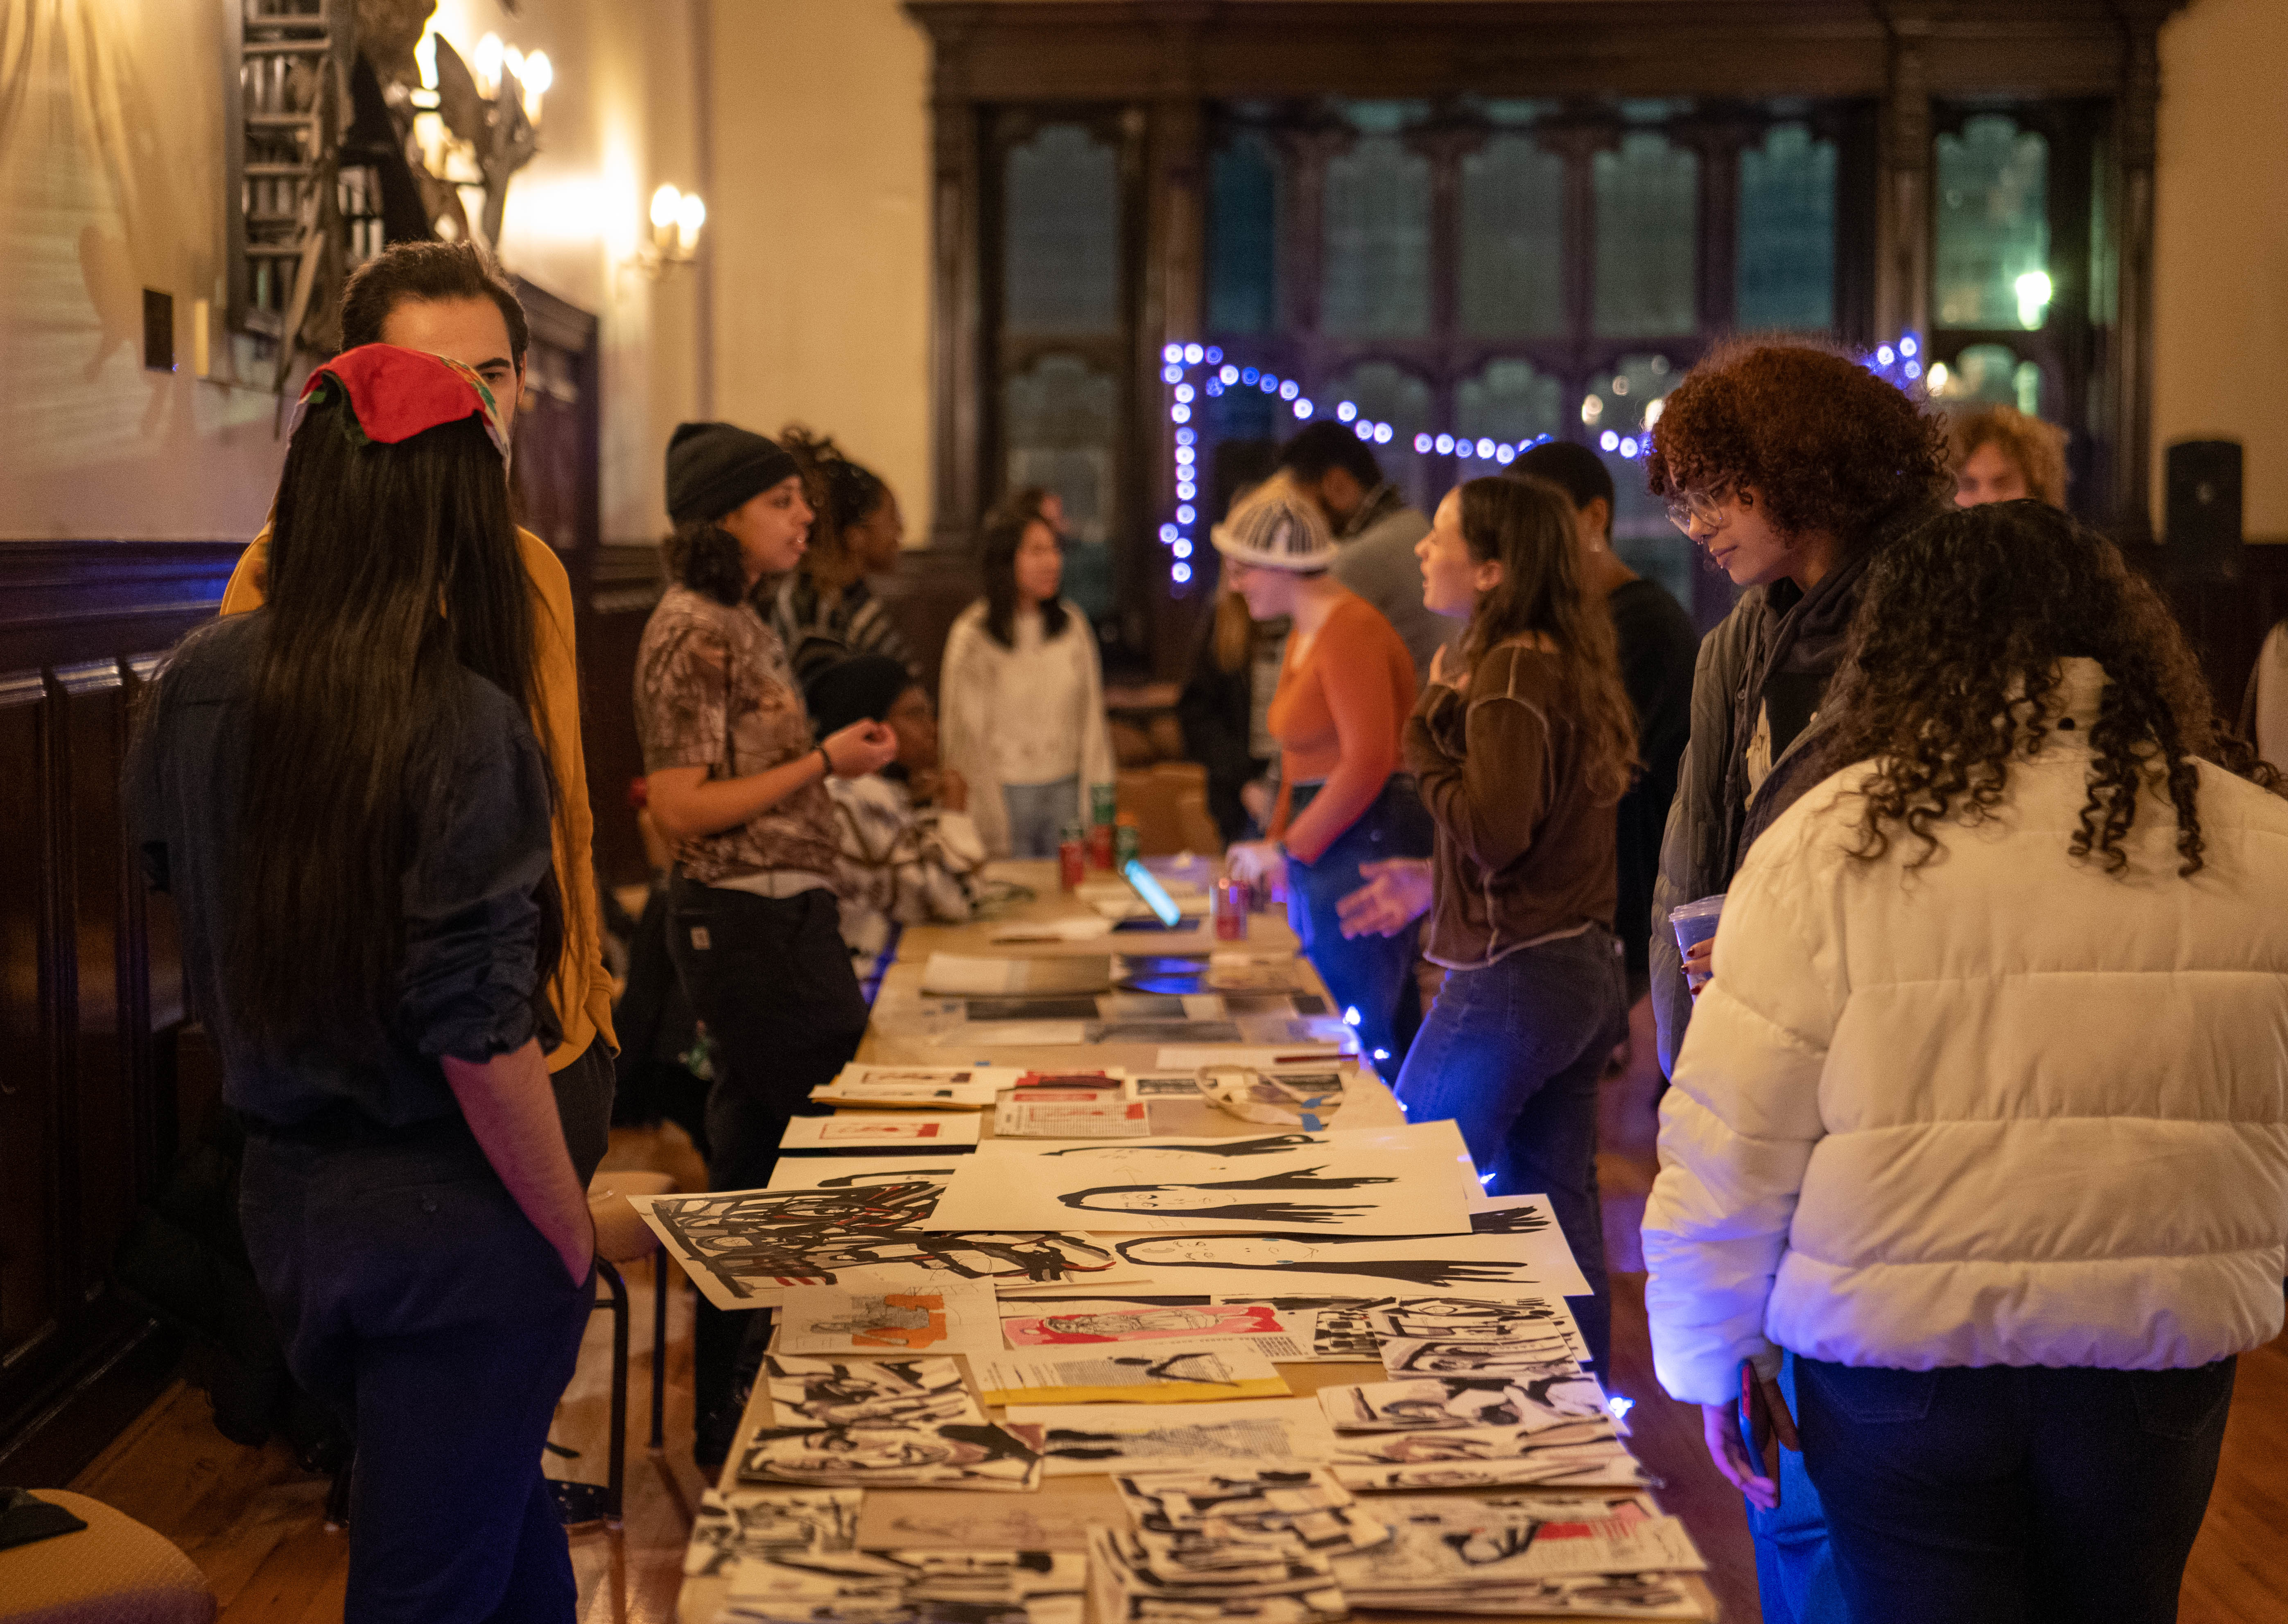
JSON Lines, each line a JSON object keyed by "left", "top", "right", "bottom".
{"left": 1058, "top": 825, "right": 1087, "bottom": 890}
{"left": 1089, "top": 782, "right": 1118, "bottom": 828}
{"left": 1213, "top": 877, "right": 1250, "bottom": 940}
{"left": 1087, "top": 821, "right": 1115, "bottom": 870}
{"left": 1115, "top": 822, "right": 1142, "bottom": 867}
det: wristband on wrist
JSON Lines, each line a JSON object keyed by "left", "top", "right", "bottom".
{"left": 815, "top": 745, "right": 834, "bottom": 779}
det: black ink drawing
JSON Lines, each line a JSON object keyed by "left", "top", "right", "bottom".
{"left": 737, "top": 1420, "right": 1047, "bottom": 1492}
{"left": 1366, "top": 1296, "right": 1578, "bottom": 1342}
{"left": 722, "top": 1547, "right": 1087, "bottom": 1624}
{"left": 1378, "top": 1337, "right": 1585, "bottom": 1380}
{"left": 1318, "top": 1373, "right": 1607, "bottom": 1432}
{"left": 1003, "top": 1398, "right": 1337, "bottom": 1477}
{"left": 1058, "top": 1167, "right": 1396, "bottom": 1226}
{"left": 684, "top": 1488, "right": 861, "bottom": 1577}
{"left": 1040, "top": 1133, "right": 1326, "bottom": 1160}
{"left": 634, "top": 1183, "right": 1119, "bottom": 1308}
{"left": 763, "top": 1354, "right": 981, "bottom": 1429}
{"left": 1108, "top": 1233, "right": 1591, "bottom": 1297}
{"left": 1327, "top": 1418, "right": 1647, "bottom": 1492}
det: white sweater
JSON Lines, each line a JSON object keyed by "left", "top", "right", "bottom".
{"left": 938, "top": 599, "right": 1118, "bottom": 858}
{"left": 1643, "top": 659, "right": 2288, "bottom": 1405}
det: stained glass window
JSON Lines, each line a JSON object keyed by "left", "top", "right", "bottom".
{"left": 1736, "top": 124, "right": 1836, "bottom": 330}
{"left": 1455, "top": 359, "right": 1563, "bottom": 446}
{"left": 1209, "top": 131, "right": 1280, "bottom": 335}
{"left": 1004, "top": 353, "right": 1117, "bottom": 614}
{"left": 1327, "top": 361, "right": 1431, "bottom": 509}
{"left": 1934, "top": 115, "right": 2049, "bottom": 330}
{"left": 1003, "top": 124, "right": 1119, "bottom": 336}
{"left": 1460, "top": 135, "right": 1566, "bottom": 337}
{"left": 1321, "top": 134, "right": 1432, "bottom": 339}
{"left": 1593, "top": 131, "right": 1698, "bottom": 337}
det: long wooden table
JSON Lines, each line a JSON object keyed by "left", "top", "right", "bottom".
{"left": 676, "top": 861, "right": 1720, "bottom": 1622}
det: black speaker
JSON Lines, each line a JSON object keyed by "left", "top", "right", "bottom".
{"left": 2165, "top": 439, "right": 2244, "bottom": 582}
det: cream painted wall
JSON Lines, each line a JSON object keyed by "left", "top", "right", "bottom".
{"left": 0, "top": 0, "right": 701, "bottom": 543}
{"left": 2153, "top": 0, "right": 2288, "bottom": 538}
{"left": 705, "top": 0, "right": 933, "bottom": 542}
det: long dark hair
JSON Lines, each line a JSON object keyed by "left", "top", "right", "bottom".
{"left": 979, "top": 511, "right": 1068, "bottom": 649}
{"left": 231, "top": 394, "right": 561, "bottom": 1057}
{"left": 1456, "top": 475, "right": 1637, "bottom": 805}
{"left": 1815, "top": 501, "right": 2281, "bottom": 876}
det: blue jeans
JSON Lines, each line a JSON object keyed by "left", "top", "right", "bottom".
{"left": 1284, "top": 778, "right": 1433, "bottom": 1075}
{"left": 1749, "top": 1354, "right": 1849, "bottom": 1624}
{"left": 240, "top": 1118, "right": 593, "bottom": 1623}
{"left": 1002, "top": 775, "right": 1078, "bottom": 858}
{"left": 1392, "top": 925, "right": 1625, "bottom": 1373}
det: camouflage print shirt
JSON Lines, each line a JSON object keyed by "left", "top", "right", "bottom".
{"left": 634, "top": 584, "right": 845, "bottom": 886}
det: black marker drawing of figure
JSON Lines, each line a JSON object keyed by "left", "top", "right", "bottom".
{"left": 1057, "top": 1167, "right": 1396, "bottom": 1226}
{"left": 647, "top": 1183, "right": 1115, "bottom": 1299}
{"left": 1114, "top": 1235, "right": 1548, "bottom": 1290}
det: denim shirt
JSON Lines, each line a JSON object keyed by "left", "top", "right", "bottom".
{"left": 128, "top": 611, "right": 558, "bottom": 1129}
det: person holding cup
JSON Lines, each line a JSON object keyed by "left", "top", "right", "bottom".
{"left": 1641, "top": 341, "right": 1952, "bottom": 1624}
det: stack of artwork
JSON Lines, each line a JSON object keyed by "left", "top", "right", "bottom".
{"left": 737, "top": 1356, "right": 1046, "bottom": 1491}
{"left": 1330, "top": 1494, "right": 1709, "bottom": 1617}
{"left": 720, "top": 1547, "right": 1087, "bottom": 1624}
{"left": 1090, "top": 1466, "right": 1372, "bottom": 1624}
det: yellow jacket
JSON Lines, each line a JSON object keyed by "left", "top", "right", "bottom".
{"left": 221, "top": 528, "right": 617, "bottom": 1071}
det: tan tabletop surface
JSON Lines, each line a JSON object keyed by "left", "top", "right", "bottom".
{"left": 676, "top": 882, "right": 1720, "bottom": 1623}
{"left": 893, "top": 858, "right": 1300, "bottom": 962}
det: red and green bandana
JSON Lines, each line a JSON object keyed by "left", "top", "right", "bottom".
{"left": 290, "top": 343, "right": 509, "bottom": 459}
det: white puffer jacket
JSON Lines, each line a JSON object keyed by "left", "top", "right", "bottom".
{"left": 1644, "top": 659, "right": 2288, "bottom": 1405}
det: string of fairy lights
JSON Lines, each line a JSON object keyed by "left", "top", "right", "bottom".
{"left": 1154, "top": 332, "right": 1928, "bottom": 592}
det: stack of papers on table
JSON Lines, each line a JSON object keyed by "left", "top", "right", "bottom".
{"left": 719, "top": 1548, "right": 1086, "bottom": 1624}
{"left": 809, "top": 1066, "right": 1023, "bottom": 1110}
{"left": 1331, "top": 1494, "right": 1708, "bottom": 1617}
{"left": 737, "top": 1356, "right": 1046, "bottom": 1492}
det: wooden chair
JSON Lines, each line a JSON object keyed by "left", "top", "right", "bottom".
{"left": 0, "top": 1491, "right": 214, "bottom": 1624}
{"left": 549, "top": 1169, "right": 677, "bottom": 1528}
{"left": 1116, "top": 761, "right": 1222, "bottom": 856}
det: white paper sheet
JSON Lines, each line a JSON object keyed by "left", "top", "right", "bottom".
{"left": 771, "top": 1281, "right": 1006, "bottom": 1356}
{"left": 1003, "top": 1397, "right": 1338, "bottom": 1476}
{"left": 972, "top": 1343, "right": 1289, "bottom": 1405}
{"left": 920, "top": 954, "right": 1112, "bottom": 995}
{"left": 780, "top": 1114, "right": 981, "bottom": 1151}
{"left": 924, "top": 1125, "right": 1475, "bottom": 1236}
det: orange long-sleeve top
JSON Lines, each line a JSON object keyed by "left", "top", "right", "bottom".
{"left": 1267, "top": 592, "right": 1419, "bottom": 864}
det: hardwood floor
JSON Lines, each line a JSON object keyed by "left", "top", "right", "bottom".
{"left": 66, "top": 1110, "right": 2288, "bottom": 1624}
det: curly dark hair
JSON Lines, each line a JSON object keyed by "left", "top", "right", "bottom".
{"left": 1645, "top": 337, "right": 1951, "bottom": 539}
{"left": 661, "top": 517, "right": 747, "bottom": 606}
{"left": 779, "top": 423, "right": 889, "bottom": 567}
{"left": 1814, "top": 501, "right": 2280, "bottom": 877}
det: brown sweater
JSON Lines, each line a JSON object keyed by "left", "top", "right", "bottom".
{"left": 1403, "top": 641, "right": 1619, "bottom": 969}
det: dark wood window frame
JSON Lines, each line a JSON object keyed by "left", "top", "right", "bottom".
{"left": 908, "top": 0, "right": 2184, "bottom": 676}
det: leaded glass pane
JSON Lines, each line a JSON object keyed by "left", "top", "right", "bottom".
{"left": 1321, "top": 135, "right": 1432, "bottom": 339}
{"left": 1591, "top": 354, "right": 1694, "bottom": 613}
{"left": 1209, "top": 131, "right": 1280, "bottom": 335}
{"left": 1004, "top": 353, "right": 1117, "bottom": 615}
{"left": 1934, "top": 115, "right": 2049, "bottom": 330}
{"left": 1455, "top": 359, "right": 1562, "bottom": 445}
{"left": 1737, "top": 124, "right": 1836, "bottom": 330}
{"left": 1327, "top": 361, "right": 1431, "bottom": 510}
{"left": 1004, "top": 124, "right": 1119, "bottom": 336}
{"left": 1593, "top": 131, "right": 1698, "bottom": 337}
{"left": 1460, "top": 135, "right": 1566, "bottom": 337}
{"left": 1929, "top": 343, "right": 2043, "bottom": 417}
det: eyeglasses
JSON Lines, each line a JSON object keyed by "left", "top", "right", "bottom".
{"left": 1665, "top": 488, "right": 1732, "bottom": 537}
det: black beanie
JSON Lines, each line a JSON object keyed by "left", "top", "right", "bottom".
{"left": 666, "top": 421, "right": 800, "bottom": 525}
{"left": 805, "top": 654, "right": 914, "bottom": 741}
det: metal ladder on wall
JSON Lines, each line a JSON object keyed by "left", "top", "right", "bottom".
{"left": 238, "top": 0, "right": 347, "bottom": 371}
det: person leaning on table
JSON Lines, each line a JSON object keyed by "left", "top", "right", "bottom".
{"left": 633, "top": 420, "right": 899, "bottom": 1466}
{"left": 1641, "top": 502, "right": 2288, "bottom": 1624}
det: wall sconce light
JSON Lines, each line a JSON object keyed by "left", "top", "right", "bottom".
{"left": 625, "top": 183, "right": 706, "bottom": 276}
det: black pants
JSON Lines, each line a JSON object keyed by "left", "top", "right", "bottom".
{"left": 664, "top": 874, "right": 869, "bottom": 1447}
{"left": 240, "top": 1120, "right": 593, "bottom": 1624}
{"left": 1796, "top": 1355, "right": 2236, "bottom": 1624}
